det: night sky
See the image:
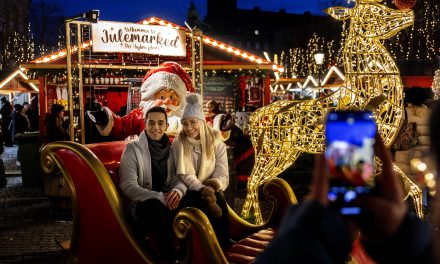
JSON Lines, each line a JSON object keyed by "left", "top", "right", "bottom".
{"left": 45, "top": 0, "right": 329, "bottom": 25}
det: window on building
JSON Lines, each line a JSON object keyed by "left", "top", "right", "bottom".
{"left": 255, "top": 42, "right": 261, "bottom": 50}
{"left": 255, "top": 30, "right": 259, "bottom": 36}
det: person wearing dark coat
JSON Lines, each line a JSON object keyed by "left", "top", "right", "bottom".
{"left": 44, "top": 104, "right": 69, "bottom": 143}
{"left": 256, "top": 134, "right": 437, "bottom": 264}
{"left": 0, "top": 97, "right": 13, "bottom": 146}
{"left": 23, "top": 101, "right": 39, "bottom": 131}
{"left": 11, "top": 104, "right": 31, "bottom": 142}
{"left": 11, "top": 104, "right": 31, "bottom": 166}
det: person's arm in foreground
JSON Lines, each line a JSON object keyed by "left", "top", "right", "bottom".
{"left": 359, "top": 135, "right": 435, "bottom": 263}
{"left": 256, "top": 154, "right": 352, "bottom": 264}
{"left": 257, "top": 134, "right": 435, "bottom": 264}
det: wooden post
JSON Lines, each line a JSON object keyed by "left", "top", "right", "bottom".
{"left": 65, "top": 22, "right": 74, "bottom": 141}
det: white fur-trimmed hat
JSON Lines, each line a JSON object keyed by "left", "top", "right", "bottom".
{"left": 140, "top": 61, "right": 195, "bottom": 103}
{"left": 181, "top": 93, "right": 205, "bottom": 121}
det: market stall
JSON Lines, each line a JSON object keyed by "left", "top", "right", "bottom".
{"left": 0, "top": 69, "right": 39, "bottom": 101}
{"left": 0, "top": 69, "right": 41, "bottom": 186}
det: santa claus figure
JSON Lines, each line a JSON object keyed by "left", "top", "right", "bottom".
{"left": 88, "top": 61, "right": 232, "bottom": 140}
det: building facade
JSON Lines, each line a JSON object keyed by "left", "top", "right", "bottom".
{"left": 203, "top": 0, "right": 341, "bottom": 56}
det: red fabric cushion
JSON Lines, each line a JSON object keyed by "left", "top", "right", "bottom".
{"left": 224, "top": 228, "right": 275, "bottom": 264}
{"left": 226, "top": 243, "right": 262, "bottom": 257}
{"left": 87, "top": 141, "right": 128, "bottom": 186}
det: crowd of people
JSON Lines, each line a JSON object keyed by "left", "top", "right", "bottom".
{"left": 0, "top": 95, "right": 68, "bottom": 165}
{"left": 0, "top": 97, "right": 39, "bottom": 163}
{"left": 1, "top": 97, "right": 111, "bottom": 152}
{"left": 0, "top": 98, "right": 37, "bottom": 143}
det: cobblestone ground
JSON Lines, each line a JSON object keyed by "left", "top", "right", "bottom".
{"left": 2, "top": 145, "right": 21, "bottom": 175}
{"left": 0, "top": 146, "right": 72, "bottom": 263}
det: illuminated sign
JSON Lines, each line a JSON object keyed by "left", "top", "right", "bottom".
{"left": 92, "top": 21, "right": 186, "bottom": 56}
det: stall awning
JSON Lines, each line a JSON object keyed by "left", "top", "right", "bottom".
{"left": 22, "top": 16, "right": 282, "bottom": 72}
{"left": 0, "top": 70, "right": 39, "bottom": 94}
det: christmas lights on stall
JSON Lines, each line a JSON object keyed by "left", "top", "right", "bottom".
{"left": 433, "top": 69, "right": 440, "bottom": 100}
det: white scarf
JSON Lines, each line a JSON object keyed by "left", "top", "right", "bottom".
{"left": 175, "top": 137, "right": 215, "bottom": 184}
{"left": 407, "top": 103, "right": 429, "bottom": 117}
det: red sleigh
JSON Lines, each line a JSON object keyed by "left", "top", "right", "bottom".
{"left": 41, "top": 140, "right": 297, "bottom": 263}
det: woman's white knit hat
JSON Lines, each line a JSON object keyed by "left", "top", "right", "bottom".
{"left": 181, "top": 93, "right": 205, "bottom": 121}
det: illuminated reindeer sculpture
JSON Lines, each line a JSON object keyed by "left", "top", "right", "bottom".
{"left": 241, "top": 0, "right": 422, "bottom": 224}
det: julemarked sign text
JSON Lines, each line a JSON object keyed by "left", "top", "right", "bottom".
{"left": 92, "top": 21, "right": 186, "bottom": 56}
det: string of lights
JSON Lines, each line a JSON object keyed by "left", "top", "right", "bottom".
{"left": 433, "top": 69, "right": 440, "bottom": 100}
{"left": 1, "top": 23, "right": 34, "bottom": 71}
{"left": 387, "top": 0, "right": 439, "bottom": 60}
{"left": 277, "top": 33, "right": 339, "bottom": 78}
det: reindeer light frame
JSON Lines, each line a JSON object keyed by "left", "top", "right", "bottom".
{"left": 242, "top": 0, "right": 422, "bottom": 224}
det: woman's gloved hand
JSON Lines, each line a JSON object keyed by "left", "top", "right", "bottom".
{"left": 201, "top": 179, "right": 222, "bottom": 217}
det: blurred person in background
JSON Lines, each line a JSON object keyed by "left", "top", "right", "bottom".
{"left": 205, "top": 99, "right": 223, "bottom": 125}
{"left": 0, "top": 97, "right": 13, "bottom": 147}
{"left": 395, "top": 87, "right": 434, "bottom": 211}
{"left": 44, "top": 104, "right": 69, "bottom": 143}
{"left": 23, "top": 101, "right": 38, "bottom": 131}
{"left": 10, "top": 104, "right": 31, "bottom": 166}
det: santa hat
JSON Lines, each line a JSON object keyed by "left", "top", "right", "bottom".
{"left": 181, "top": 93, "right": 205, "bottom": 121}
{"left": 140, "top": 62, "right": 195, "bottom": 103}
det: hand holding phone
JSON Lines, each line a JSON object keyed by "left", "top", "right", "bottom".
{"left": 325, "top": 110, "right": 376, "bottom": 215}
{"left": 308, "top": 129, "right": 408, "bottom": 247}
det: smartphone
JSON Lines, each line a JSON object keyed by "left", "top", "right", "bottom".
{"left": 325, "top": 110, "right": 376, "bottom": 215}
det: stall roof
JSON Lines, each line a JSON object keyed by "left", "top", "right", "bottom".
{"left": 270, "top": 66, "right": 346, "bottom": 93}
{"left": 22, "top": 16, "right": 281, "bottom": 72}
{"left": 0, "top": 70, "right": 39, "bottom": 94}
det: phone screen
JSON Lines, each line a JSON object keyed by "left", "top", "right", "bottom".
{"left": 325, "top": 110, "right": 376, "bottom": 215}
